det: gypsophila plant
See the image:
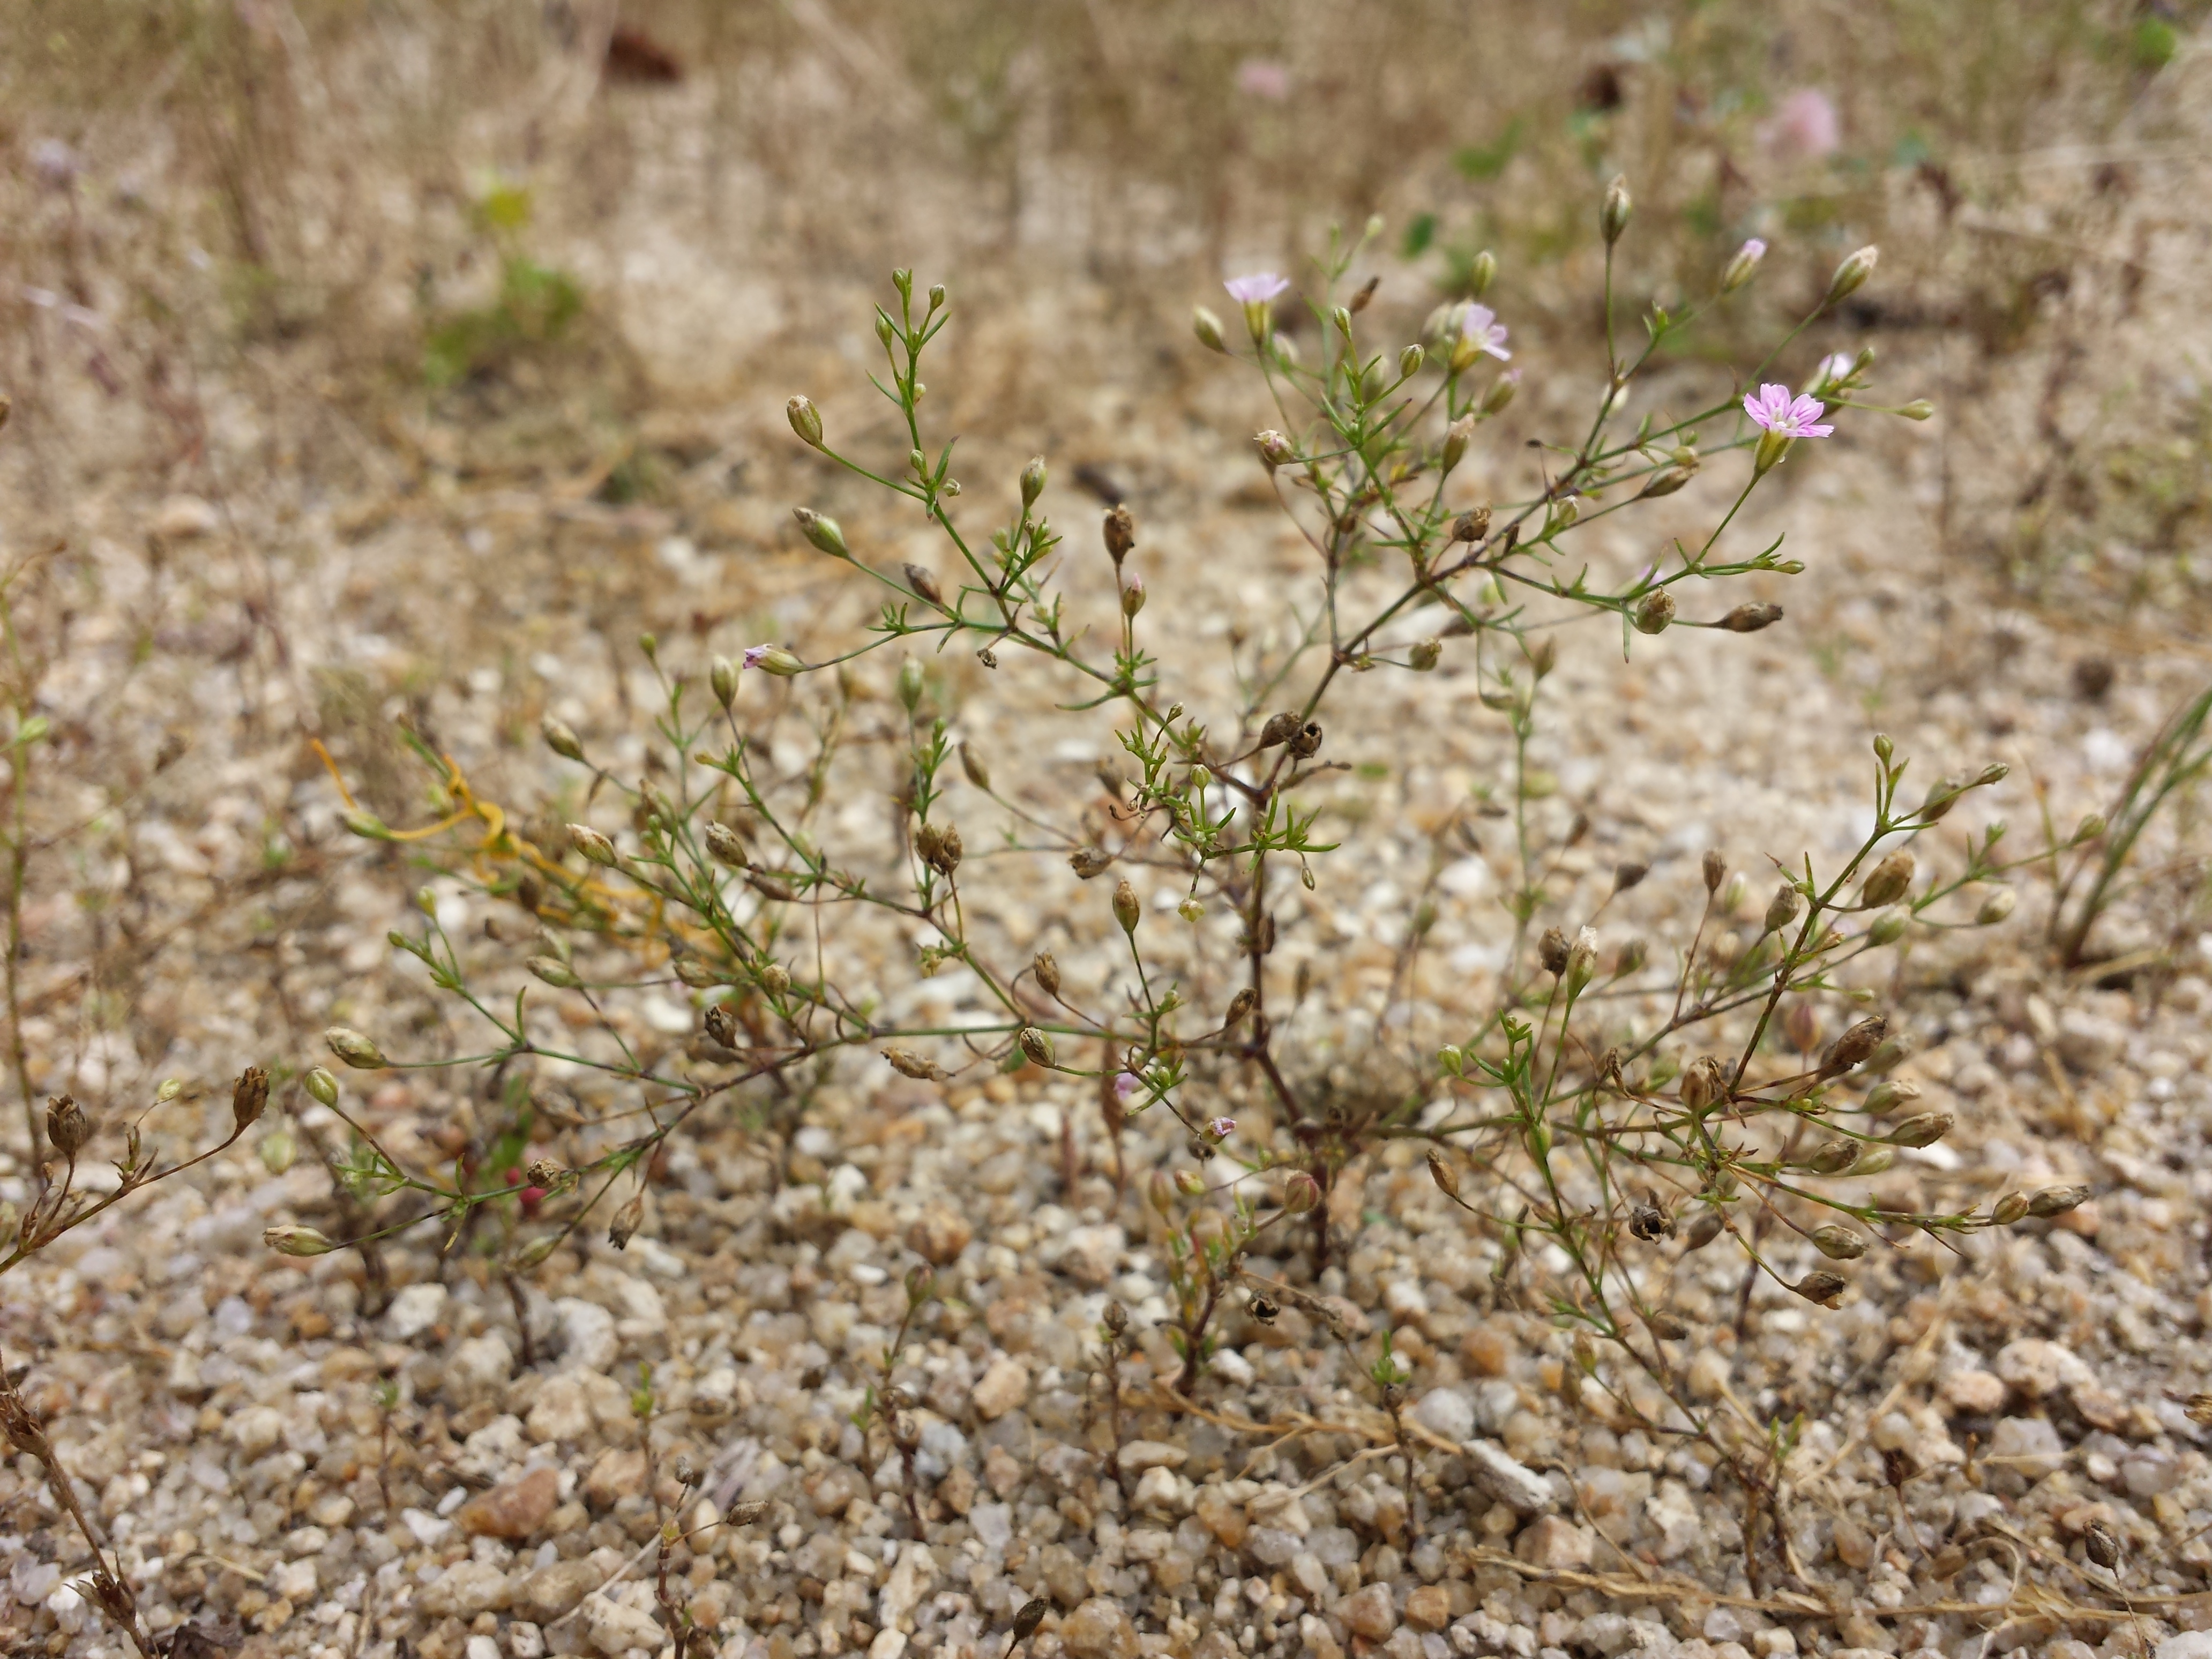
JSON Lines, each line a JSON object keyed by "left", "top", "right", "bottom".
{"left": 282, "top": 186, "right": 2101, "bottom": 1576}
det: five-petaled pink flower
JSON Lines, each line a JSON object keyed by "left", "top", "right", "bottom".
{"left": 741, "top": 644, "right": 775, "bottom": 669}
{"left": 1742, "top": 383, "right": 1833, "bottom": 440}
{"left": 1224, "top": 273, "right": 1290, "bottom": 305}
{"left": 1459, "top": 303, "right": 1511, "bottom": 361}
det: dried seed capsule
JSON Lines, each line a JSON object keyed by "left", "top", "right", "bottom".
{"left": 1820, "top": 1015, "right": 1887, "bottom": 1076}
{"left": 1639, "top": 465, "right": 1696, "bottom": 499}
{"left": 325, "top": 1026, "right": 386, "bottom": 1070}
{"left": 903, "top": 563, "right": 945, "bottom": 607}
{"left": 1703, "top": 850, "right": 1727, "bottom": 893}
{"left": 1408, "top": 638, "right": 1441, "bottom": 671}
{"left": 46, "top": 1095, "right": 91, "bottom": 1157}
{"left": 758, "top": 963, "right": 790, "bottom": 996}
{"left": 1678, "top": 1056, "right": 1725, "bottom": 1114}
{"left": 569, "top": 824, "right": 617, "bottom": 866}
{"left": 1247, "top": 1292, "right": 1280, "bottom": 1324}
{"left": 1538, "top": 926, "right": 1570, "bottom": 976}
{"left": 1451, "top": 506, "right": 1492, "bottom": 544}
{"left": 1791, "top": 1271, "right": 1848, "bottom": 1309}
{"left": 1992, "top": 1192, "right": 2029, "bottom": 1225}
{"left": 1426, "top": 1149, "right": 1460, "bottom": 1199}
{"left": 2028, "top": 1184, "right": 2089, "bottom": 1217}
{"left": 541, "top": 715, "right": 585, "bottom": 761}
{"left": 919, "top": 821, "right": 963, "bottom": 876}
{"left": 528, "top": 955, "right": 581, "bottom": 989}
{"left": 704, "top": 821, "right": 746, "bottom": 865}
{"left": 1646, "top": 1309, "right": 1690, "bottom": 1341}
{"left": 1224, "top": 988, "right": 1257, "bottom": 1027}
{"left": 1632, "top": 589, "right": 1676, "bottom": 634}
{"left": 1628, "top": 1199, "right": 1673, "bottom": 1242}
{"left": 1811, "top": 1224, "right": 1867, "bottom": 1261}
{"left": 1976, "top": 887, "right": 2017, "bottom": 925}
{"left": 1258, "top": 711, "right": 1302, "bottom": 749}
{"left": 264, "top": 1225, "right": 338, "bottom": 1257}
{"left": 1721, "top": 602, "right": 1785, "bottom": 633}
{"left": 1783, "top": 1002, "right": 1822, "bottom": 1054}
{"left": 1920, "top": 776, "right": 1966, "bottom": 823}
{"left": 1011, "top": 1597, "right": 1051, "bottom": 1643}
{"left": 231, "top": 1067, "right": 270, "bottom": 1134}
{"left": 1281, "top": 1171, "right": 1321, "bottom": 1214}
{"left": 1763, "top": 881, "right": 1803, "bottom": 936}
{"left": 883, "top": 1048, "right": 945, "bottom": 1081}
{"left": 1800, "top": 1138, "right": 1862, "bottom": 1176}
{"left": 1613, "top": 861, "right": 1649, "bottom": 893}
{"left": 1103, "top": 504, "right": 1135, "bottom": 565}
{"left": 1287, "top": 721, "right": 1324, "bottom": 758}
{"left": 1886, "top": 1112, "right": 1953, "bottom": 1148}
{"left": 703, "top": 1004, "right": 739, "bottom": 1049}
{"left": 2084, "top": 1520, "right": 2121, "bottom": 1571}
{"left": 1681, "top": 1209, "right": 1724, "bottom": 1250}
{"left": 1068, "top": 846, "right": 1112, "bottom": 879}
{"left": 1112, "top": 878, "right": 1140, "bottom": 935}
{"left": 1033, "top": 951, "right": 1061, "bottom": 995}
{"left": 1018, "top": 1027, "right": 1055, "bottom": 1068}
{"left": 786, "top": 395, "right": 823, "bottom": 447}
{"left": 608, "top": 1193, "right": 644, "bottom": 1250}
{"left": 1440, "top": 414, "right": 1475, "bottom": 476}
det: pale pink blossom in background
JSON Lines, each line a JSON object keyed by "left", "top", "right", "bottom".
{"left": 1235, "top": 58, "right": 1291, "bottom": 100}
{"left": 741, "top": 644, "right": 775, "bottom": 668}
{"left": 1812, "top": 352, "right": 1856, "bottom": 391}
{"left": 1206, "top": 1117, "right": 1236, "bottom": 1141}
{"left": 1761, "top": 88, "right": 1840, "bottom": 160}
{"left": 1113, "top": 1071, "right": 1143, "bottom": 1105}
{"left": 1224, "top": 273, "right": 1290, "bottom": 305}
{"left": 1742, "top": 383, "right": 1834, "bottom": 439}
{"left": 1458, "top": 302, "right": 1512, "bottom": 361}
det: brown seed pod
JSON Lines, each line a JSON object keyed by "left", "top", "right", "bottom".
{"left": 1721, "top": 602, "right": 1784, "bottom": 633}
{"left": 1426, "top": 1149, "right": 1460, "bottom": 1199}
{"left": 1538, "top": 926, "right": 1571, "bottom": 975}
{"left": 2084, "top": 1519, "right": 2122, "bottom": 1571}
{"left": 46, "top": 1095, "right": 91, "bottom": 1159}
{"left": 1102, "top": 505, "right": 1135, "bottom": 565}
{"left": 1702, "top": 850, "right": 1728, "bottom": 893}
{"left": 1646, "top": 1309, "right": 1690, "bottom": 1341}
{"left": 1224, "top": 987, "right": 1257, "bottom": 1027}
{"left": 1257, "top": 712, "right": 1303, "bottom": 749}
{"left": 1628, "top": 1199, "right": 1674, "bottom": 1242}
{"left": 1681, "top": 1209, "right": 1724, "bottom": 1251}
{"left": 1287, "top": 721, "right": 1324, "bottom": 758}
{"left": 902, "top": 563, "right": 945, "bottom": 608}
{"left": 608, "top": 1193, "right": 645, "bottom": 1251}
{"left": 703, "top": 1004, "right": 740, "bottom": 1050}
{"left": 1820, "top": 1014, "right": 1888, "bottom": 1077}
{"left": 1033, "top": 951, "right": 1061, "bottom": 995}
{"left": 231, "top": 1067, "right": 270, "bottom": 1134}
{"left": 1859, "top": 851, "right": 1915, "bottom": 909}
{"left": 1678, "top": 1056, "right": 1726, "bottom": 1114}
{"left": 1791, "top": 1271, "right": 1848, "bottom": 1309}
{"left": 2028, "top": 1184, "right": 2089, "bottom": 1217}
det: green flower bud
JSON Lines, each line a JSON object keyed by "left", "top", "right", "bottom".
{"left": 786, "top": 395, "right": 823, "bottom": 447}
{"left": 1976, "top": 887, "right": 2017, "bottom": 925}
{"left": 1868, "top": 908, "right": 1909, "bottom": 946}
{"left": 1632, "top": 589, "right": 1676, "bottom": 634}
{"left": 569, "top": 824, "right": 617, "bottom": 866}
{"left": 1398, "top": 343, "right": 1424, "bottom": 379}
{"left": 1601, "top": 174, "right": 1632, "bottom": 245}
{"left": 711, "top": 656, "right": 737, "bottom": 710}
{"left": 1018, "top": 1027, "right": 1056, "bottom": 1068}
{"left": 898, "top": 659, "right": 925, "bottom": 713}
{"left": 792, "top": 507, "right": 849, "bottom": 558}
{"left": 1021, "top": 455, "right": 1048, "bottom": 506}
{"left": 541, "top": 715, "right": 585, "bottom": 761}
{"left": 1899, "top": 399, "right": 1935, "bottom": 421}
{"left": 1112, "top": 878, "right": 1141, "bottom": 936}
{"left": 325, "top": 1027, "right": 385, "bottom": 1070}
{"left": 1824, "top": 246, "right": 1879, "bottom": 309}
{"left": 1886, "top": 1111, "right": 1953, "bottom": 1149}
{"left": 265, "top": 1224, "right": 338, "bottom": 1257}
{"left": 304, "top": 1067, "right": 340, "bottom": 1108}
{"left": 528, "top": 955, "right": 582, "bottom": 990}
{"left": 1468, "top": 250, "right": 1498, "bottom": 298}
{"left": 1409, "top": 639, "right": 1441, "bottom": 672}
{"left": 1193, "top": 305, "right": 1227, "bottom": 353}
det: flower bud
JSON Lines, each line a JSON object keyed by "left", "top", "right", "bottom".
{"left": 1112, "top": 878, "right": 1141, "bottom": 935}
{"left": 1441, "top": 413, "right": 1475, "bottom": 474}
{"left": 1679, "top": 1056, "right": 1725, "bottom": 1114}
{"left": 896, "top": 658, "right": 924, "bottom": 713}
{"left": 1120, "top": 573, "right": 1146, "bottom": 618}
{"left": 1976, "top": 887, "right": 2017, "bottom": 925}
{"left": 1859, "top": 851, "right": 1914, "bottom": 908}
{"left": 1639, "top": 464, "right": 1697, "bottom": 499}
{"left": 1867, "top": 908, "right": 1909, "bottom": 946}
{"left": 569, "top": 824, "right": 617, "bottom": 866}
{"left": 1992, "top": 1192, "right": 2029, "bottom": 1225}
{"left": 2074, "top": 812, "right": 2106, "bottom": 843}
{"left": 1763, "top": 882, "right": 1803, "bottom": 936}
{"left": 1033, "top": 951, "right": 1061, "bottom": 996}
{"left": 231, "top": 1066, "right": 270, "bottom": 1134}
{"left": 700, "top": 821, "right": 745, "bottom": 868}
{"left": 1703, "top": 850, "right": 1727, "bottom": 893}
{"left": 1601, "top": 175, "right": 1632, "bottom": 245}
{"left": 758, "top": 962, "right": 791, "bottom": 996}
{"left": 2028, "top": 1184, "right": 2089, "bottom": 1217}
{"left": 1193, "top": 305, "right": 1227, "bottom": 352}
{"left": 786, "top": 395, "right": 823, "bottom": 447}
{"left": 528, "top": 954, "right": 581, "bottom": 990}
{"left": 1481, "top": 371, "right": 1520, "bottom": 415}
{"left": 1331, "top": 305, "right": 1354, "bottom": 339}
{"left": 1408, "top": 639, "right": 1441, "bottom": 672}
{"left": 1862, "top": 1078, "right": 1920, "bottom": 1115}
{"left": 325, "top": 1026, "right": 386, "bottom": 1069}
{"left": 1824, "top": 245, "right": 1879, "bottom": 309}
{"left": 1821, "top": 1014, "right": 1887, "bottom": 1076}
{"left": 1852, "top": 1145, "right": 1897, "bottom": 1177}
{"left": 1682, "top": 1208, "right": 1724, "bottom": 1250}
{"left": 1720, "top": 237, "right": 1767, "bottom": 294}
{"left": 1281, "top": 1171, "right": 1322, "bottom": 1215}
{"left": 1148, "top": 1170, "right": 1176, "bottom": 1215}
{"left": 304, "top": 1067, "right": 340, "bottom": 1108}
{"left": 1721, "top": 871, "right": 1746, "bottom": 915}
{"left": 1018, "top": 1027, "right": 1056, "bottom": 1068}
{"left": 265, "top": 1224, "right": 338, "bottom": 1257}
{"left": 1565, "top": 926, "right": 1599, "bottom": 995}
{"left": 1176, "top": 1168, "right": 1206, "bottom": 1196}
{"left": 1398, "top": 343, "right": 1424, "bottom": 379}
{"left": 1811, "top": 1224, "right": 1867, "bottom": 1260}
{"left": 1791, "top": 1271, "right": 1847, "bottom": 1309}
{"left": 541, "top": 715, "right": 585, "bottom": 761}
{"left": 708, "top": 656, "right": 738, "bottom": 711}
{"left": 1886, "top": 1111, "right": 1953, "bottom": 1148}
{"left": 46, "top": 1094, "right": 90, "bottom": 1157}
{"left": 1899, "top": 399, "right": 1935, "bottom": 421}
{"left": 792, "top": 507, "right": 848, "bottom": 559}
{"left": 1632, "top": 589, "right": 1676, "bottom": 634}
{"left": 1021, "top": 455, "right": 1048, "bottom": 507}
{"left": 1468, "top": 250, "right": 1498, "bottom": 298}
{"left": 1255, "top": 429, "right": 1295, "bottom": 470}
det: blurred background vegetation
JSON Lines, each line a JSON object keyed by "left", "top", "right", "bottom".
{"left": 0, "top": 0, "right": 2208, "bottom": 619}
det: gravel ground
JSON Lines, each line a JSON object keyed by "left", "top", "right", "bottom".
{"left": 7, "top": 22, "right": 2212, "bottom": 1659}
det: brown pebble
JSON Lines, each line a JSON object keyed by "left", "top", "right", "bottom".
{"left": 455, "top": 1466, "right": 559, "bottom": 1540}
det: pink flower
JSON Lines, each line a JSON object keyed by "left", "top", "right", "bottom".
{"left": 1113, "top": 1072, "right": 1144, "bottom": 1104}
{"left": 1206, "top": 1116, "right": 1236, "bottom": 1142}
{"left": 741, "top": 644, "right": 774, "bottom": 669}
{"left": 1739, "top": 237, "right": 1768, "bottom": 261}
{"left": 1224, "top": 273, "right": 1290, "bottom": 305}
{"left": 1235, "top": 58, "right": 1291, "bottom": 100}
{"left": 1761, "top": 88, "right": 1839, "bottom": 161}
{"left": 1742, "top": 384, "right": 1833, "bottom": 440}
{"left": 1458, "top": 303, "right": 1511, "bottom": 361}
